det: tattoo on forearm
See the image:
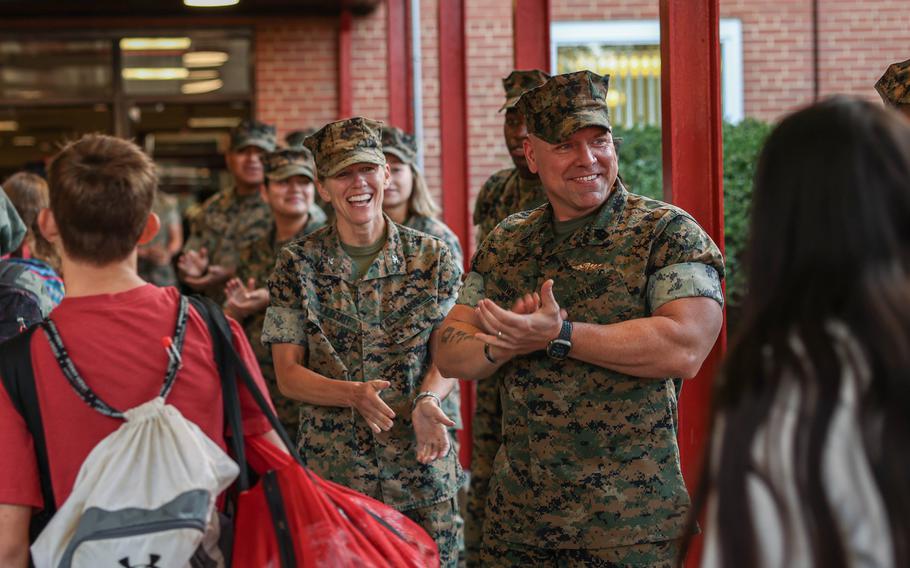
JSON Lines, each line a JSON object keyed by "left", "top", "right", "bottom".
{"left": 440, "top": 326, "right": 477, "bottom": 345}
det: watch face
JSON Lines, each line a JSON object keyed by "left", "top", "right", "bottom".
{"left": 547, "top": 338, "right": 571, "bottom": 359}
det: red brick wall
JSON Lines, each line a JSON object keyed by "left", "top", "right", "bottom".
{"left": 550, "top": 0, "right": 910, "bottom": 122}
{"left": 253, "top": 1, "right": 910, "bottom": 234}
{"left": 255, "top": 19, "right": 338, "bottom": 141}
{"left": 818, "top": 1, "right": 910, "bottom": 103}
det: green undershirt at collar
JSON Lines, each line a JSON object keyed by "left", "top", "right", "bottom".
{"left": 341, "top": 234, "right": 388, "bottom": 280}
{"left": 552, "top": 208, "right": 600, "bottom": 245}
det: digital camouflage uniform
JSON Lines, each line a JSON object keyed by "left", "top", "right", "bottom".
{"left": 264, "top": 117, "right": 464, "bottom": 567}
{"left": 466, "top": 69, "right": 549, "bottom": 566}
{"left": 875, "top": 57, "right": 910, "bottom": 107}
{"left": 138, "top": 191, "right": 180, "bottom": 287}
{"left": 182, "top": 120, "right": 277, "bottom": 300}
{"left": 236, "top": 147, "right": 327, "bottom": 438}
{"left": 460, "top": 71, "right": 725, "bottom": 565}
{"left": 382, "top": 125, "right": 465, "bottom": 430}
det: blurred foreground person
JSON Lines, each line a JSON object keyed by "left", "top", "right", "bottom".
{"left": 691, "top": 97, "right": 910, "bottom": 568}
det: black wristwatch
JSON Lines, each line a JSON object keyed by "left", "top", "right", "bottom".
{"left": 546, "top": 320, "right": 573, "bottom": 360}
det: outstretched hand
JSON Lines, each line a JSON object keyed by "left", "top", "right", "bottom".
{"left": 412, "top": 398, "right": 455, "bottom": 464}
{"left": 351, "top": 380, "right": 396, "bottom": 434}
{"left": 178, "top": 247, "right": 208, "bottom": 278}
{"left": 224, "top": 277, "right": 269, "bottom": 319}
{"left": 474, "top": 279, "right": 567, "bottom": 355}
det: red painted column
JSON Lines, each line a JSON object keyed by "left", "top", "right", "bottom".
{"left": 338, "top": 8, "right": 353, "bottom": 119}
{"left": 659, "top": 0, "right": 725, "bottom": 565}
{"left": 438, "top": 0, "right": 473, "bottom": 469}
{"left": 386, "top": 0, "right": 412, "bottom": 130}
{"left": 513, "top": 0, "right": 551, "bottom": 70}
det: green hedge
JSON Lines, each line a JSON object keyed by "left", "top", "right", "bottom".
{"left": 614, "top": 119, "right": 772, "bottom": 311}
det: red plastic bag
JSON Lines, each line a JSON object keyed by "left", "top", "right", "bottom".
{"left": 189, "top": 297, "right": 439, "bottom": 568}
{"left": 232, "top": 435, "right": 439, "bottom": 568}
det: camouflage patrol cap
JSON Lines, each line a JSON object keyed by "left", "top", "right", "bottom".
{"left": 875, "top": 58, "right": 910, "bottom": 106}
{"left": 304, "top": 117, "right": 386, "bottom": 178}
{"left": 516, "top": 70, "right": 611, "bottom": 144}
{"left": 230, "top": 119, "right": 277, "bottom": 152}
{"left": 500, "top": 69, "right": 551, "bottom": 111}
{"left": 380, "top": 126, "right": 418, "bottom": 165}
{"left": 285, "top": 128, "right": 317, "bottom": 149}
{"left": 264, "top": 147, "right": 316, "bottom": 182}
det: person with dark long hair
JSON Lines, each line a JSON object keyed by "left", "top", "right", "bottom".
{"left": 689, "top": 96, "right": 910, "bottom": 567}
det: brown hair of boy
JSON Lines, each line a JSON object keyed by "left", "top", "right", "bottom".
{"left": 1, "top": 171, "right": 60, "bottom": 271}
{"left": 47, "top": 134, "right": 157, "bottom": 265}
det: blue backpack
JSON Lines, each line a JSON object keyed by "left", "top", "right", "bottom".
{"left": 0, "top": 261, "right": 44, "bottom": 343}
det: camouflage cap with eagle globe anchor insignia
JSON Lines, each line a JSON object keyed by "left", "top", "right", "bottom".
{"left": 303, "top": 117, "right": 386, "bottom": 178}
{"left": 500, "top": 69, "right": 551, "bottom": 111}
{"left": 516, "top": 70, "right": 612, "bottom": 145}
{"left": 876, "top": 58, "right": 910, "bottom": 107}
{"left": 380, "top": 126, "right": 418, "bottom": 165}
{"left": 229, "top": 119, "right": 277, "bottom": 152}
{"left": 264, "top": 147, "right": 317, "bottom": 182}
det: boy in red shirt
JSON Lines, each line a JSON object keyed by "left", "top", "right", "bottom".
{"left": 0, "top": 134, "right": 283, "bottom": 567}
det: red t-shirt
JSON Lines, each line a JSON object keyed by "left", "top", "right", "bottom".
{"left": 0, "top": 284, "right": 275, "bottom": 509}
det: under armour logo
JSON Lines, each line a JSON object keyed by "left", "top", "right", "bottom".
{"left": 119, "top": 554, "right": 161, "bottom": 568}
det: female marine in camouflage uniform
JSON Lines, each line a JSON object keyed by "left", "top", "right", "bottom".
{"left": 261, "top": 117, "right": 464, "bottom": 567}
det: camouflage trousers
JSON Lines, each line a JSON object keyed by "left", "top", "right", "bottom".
{"left": 403, "top": 497, "right": 462, "bottom": 568}
{"left": 480, "top": 535, "right": 679, "bottom": 568}
{"left": 464, "top": 375, "right": 502, "bottom": 567}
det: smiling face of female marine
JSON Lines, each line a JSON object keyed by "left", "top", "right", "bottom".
{"left": 317, "top": 162, "right": 391, "bottom": 237}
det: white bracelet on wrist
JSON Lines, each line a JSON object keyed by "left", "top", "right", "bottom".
{"left": 412, "top": 391, "right": 441, "bottom": 411}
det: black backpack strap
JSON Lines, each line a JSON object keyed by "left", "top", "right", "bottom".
{"left": 40, "top": 295, "right": 192, "bottom": 419}
{"left": 0, "top": 326, "right": 57, "bottom": 540}
{"left": 186, "top": 296, "right": 302, "bottom": 468}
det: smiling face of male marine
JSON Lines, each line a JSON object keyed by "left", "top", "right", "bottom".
{"left": 524, "top": 125, "right": 619, "bottom": 221}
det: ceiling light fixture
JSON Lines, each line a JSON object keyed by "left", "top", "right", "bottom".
{"left": 187, "top": 69, "right": 219, "bottom": 80}
{"left": 181, "top": 78, "right": 224, "bottom": 95}
{"left": 122, "top": 68, "right": 190, "bottom": 80}
{"left": 0, "top": 120, "right": 17, "bottom": 132}
{"left": 183, "top": 0, "right": 239, "bottom": 7}
{"left": 183, "top": 51, "right": 229, "bottom": 68}
{"left": 120, "top": 37, "right": 192, "bottom": 51}
{"left": 188, "top": 117, "right": 242, "bottom": 128}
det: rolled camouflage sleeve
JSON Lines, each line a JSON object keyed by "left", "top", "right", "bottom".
{"left": 456, "top": 236, "right": 493, "bottom": 307}
{"left": 261, "top": 247, "right": 309, "bottom": 346}
{"left": 436, "top": 244, "right": 463, "bottom": 317}
{"left": 646, "top": 213, "right": 725, "bottom": 312}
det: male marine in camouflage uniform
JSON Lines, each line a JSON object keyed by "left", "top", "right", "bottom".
{"left": 876, "top": 57, "right": 910, "bottom": 119}
{"left": 261, "top": 117, "right": 464, "bottom": 567}
{"left": 178, "top": 120, "right": 276, "bottom": 300}
{"left": 433, "top": 71, "right": 725, "bottom": 567}
{"left": 226, "top": 147, "right": 327, "bottom": 437}
{"left": 465, "top": 68, "right": 549, "bottom": 566}
{"left": 473, "top": 69, "right": 550, "bottom": 245}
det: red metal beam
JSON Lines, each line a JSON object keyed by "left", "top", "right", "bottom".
{"left": 659, "top": 0, "right": 725, "bottom": 565}
{"left": 438, "top": 0, "right": 472, "bottom": 469}
{"left": 338, "top": 8, "right": 353, "bottom": 119}
{"left": 513, "top": 0, "right": 551, "bottom": 71}
{"left": 386, "top": 0, "right": 412, "bottom": 130}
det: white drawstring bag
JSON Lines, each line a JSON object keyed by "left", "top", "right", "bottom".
{"left": 30, "top": 297, "right": 239, "bottom": 568}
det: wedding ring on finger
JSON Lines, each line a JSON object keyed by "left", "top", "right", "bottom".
{"left": 497, "top": 330, "right": 503, "bottom": 339}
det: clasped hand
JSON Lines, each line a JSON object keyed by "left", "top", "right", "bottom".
{"left": 474, "top": 279, "right": 567, "bottom": 356}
